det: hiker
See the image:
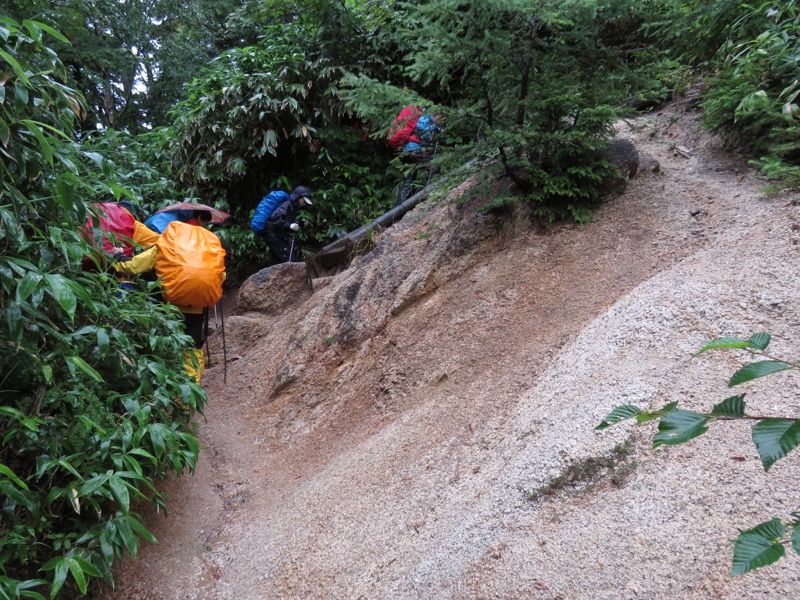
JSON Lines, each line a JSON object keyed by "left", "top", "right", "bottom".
{"left": 185, "top": 210, "right": 212, "bottom": 228}
{"left": 112, "top": 220, "right": 226, "bottom": 385}
{"left": 389, "top": 106, "right": 442, "bottom": 204}
{"left": 251, "top": 186, "right": 312, "bottom": 265}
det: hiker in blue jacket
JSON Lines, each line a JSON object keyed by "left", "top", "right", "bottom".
{"left": 398, "top": 110, "right": 441, "bottom": 204}
{"left": 251, "top": 186, "right": 312, "bottom": 265}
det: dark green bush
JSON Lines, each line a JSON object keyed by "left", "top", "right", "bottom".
{"left": 681, "top": 1, "right": 800, "bottom": 188}
{"left": 0, "top": 17, "right": 204, "bottom": 598}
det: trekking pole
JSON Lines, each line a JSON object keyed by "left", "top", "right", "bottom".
{"left": 218, "top": 299, "right": 227, "bottom": 385}
{"left": 426, "top": 141, "right": 439, "bottom": 186}
{"left": 205, "top": 304, "right": 219, "bottom": 367}
{"left": 202, "top": 307, "right": 212, "bottom": 368}
{"left": 288, "top": 231, "right": 297, "bottom": 263}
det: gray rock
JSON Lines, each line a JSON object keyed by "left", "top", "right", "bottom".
{"left": 601, "top": 138, "right": 640, "bottom": 195}
{"left": 234, "top": 262, "right": 310, "bottom": 315}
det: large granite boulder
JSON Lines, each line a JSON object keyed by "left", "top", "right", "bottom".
{"left": 234, "top": 262, "right": 311, "bottom": 315}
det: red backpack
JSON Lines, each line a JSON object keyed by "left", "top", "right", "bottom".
{"left": 387, "top": 105, "right": 423, "bottom": 150}
{"left": 80, "top": 203, "right": 137, "bottom": 269}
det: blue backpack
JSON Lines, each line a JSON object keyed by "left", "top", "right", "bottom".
{"left": 251, "top": 190, "right": 289, "bottom": 234}
{"left": 144, "top": 209, "right": 194, "bottom": 234}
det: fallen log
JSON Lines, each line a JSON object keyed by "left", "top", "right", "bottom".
{"left": 307, "top": 174, "right": 450, "bottom": 277}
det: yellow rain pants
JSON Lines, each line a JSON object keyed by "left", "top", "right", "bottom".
{"left": 182, "top": 348, "right": 206, "bottom": 384}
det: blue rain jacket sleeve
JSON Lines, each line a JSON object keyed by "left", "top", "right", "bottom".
{"left": 251, "top": 190, "right": 290, "bottom": 233}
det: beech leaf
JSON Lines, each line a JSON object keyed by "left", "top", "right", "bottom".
{"left": 731, "top": 519, "right": 786, "bottom": 576}
{"left": 694, "top": 337, "right": 748, "bottom": 356}
{"left": 752, "top": 419, "right": 800, "bottom": 471}
{"left": 595, "top": 405, "right": 642, "bottom": 430}
{"left": 711, "top": 394, "right": 747, "bottom": 417}
{"left": 729, "top": 361, "right": 792, "bottom": 387}
{"left": 653, "top": 410, "right": 708, "bottom": 447}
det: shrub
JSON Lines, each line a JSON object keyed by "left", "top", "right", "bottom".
{"left": 698, "top": 2, "right": 800, "bottom": 188}
{"left": 0, "top": 17, "right": 203, "bottom": 597}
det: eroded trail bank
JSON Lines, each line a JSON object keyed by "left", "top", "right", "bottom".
{"left": 100, "top": 106, "right": 800, "bottom": 599}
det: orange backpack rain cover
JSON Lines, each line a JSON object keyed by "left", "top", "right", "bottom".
{"left": 155, "top": 221, "right": 226, "bottom": 308}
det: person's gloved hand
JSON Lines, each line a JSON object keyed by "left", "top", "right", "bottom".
{"left": 289, "top": 223, "right": 301, "bottom": 232}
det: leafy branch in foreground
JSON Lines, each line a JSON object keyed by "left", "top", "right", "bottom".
{"left": 596, "top": 332, "right": 800, "bottom": 576}
{"left": 1, "top": 18, "right": 205, "bottom": 598}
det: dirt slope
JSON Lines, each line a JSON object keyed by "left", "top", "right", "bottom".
{"left": 98, "top": 103, "right": 800, "bottom": 599}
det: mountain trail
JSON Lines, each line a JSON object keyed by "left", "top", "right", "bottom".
{"left": 97, "top": 102, "right": 800, "bottom": 599}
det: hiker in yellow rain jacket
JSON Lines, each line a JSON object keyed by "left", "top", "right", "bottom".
{"left": 113, "top": 216, "right": 225, "bottom": 385}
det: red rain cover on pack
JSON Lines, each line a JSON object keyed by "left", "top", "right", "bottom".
{"left": 81, "top": 203, "right": 137, "bottom": 268}
{"left": 387, "top": 105, "right": 423, "bottom": 149}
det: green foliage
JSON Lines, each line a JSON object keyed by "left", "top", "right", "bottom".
{"left": 754, "top": 153, "right": 800, "bottom": 194}
{"left": 645, "top": 0, "right": 746, "bottom": 66}
{"left": 167, "top": 0, "right": 397, "bottom": 186}
{"left": 342, "top": 0, "right": 666, "bottom": 223}
{"left": 701, "top": 2, "right": 800, "bottom": 126}
{"left": 691, "top": 1, "right": 800, "bottom": 188}
{"left": 81, "top": 128, "right": 183, "bottom": 212}
{"left": 306, "top": 125, "right": 399, "bottom": 243}
{"left": 169, "top": 38, "right": 317, "bottom": 186}
{"left": 1, "top": 0, "right": 243, "bottom": 131}
{"left": 597, "top": 332, "right": 800, "bottom": 576}
{"left": 1, "top": 18, "right": 203, "bottom": 597}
